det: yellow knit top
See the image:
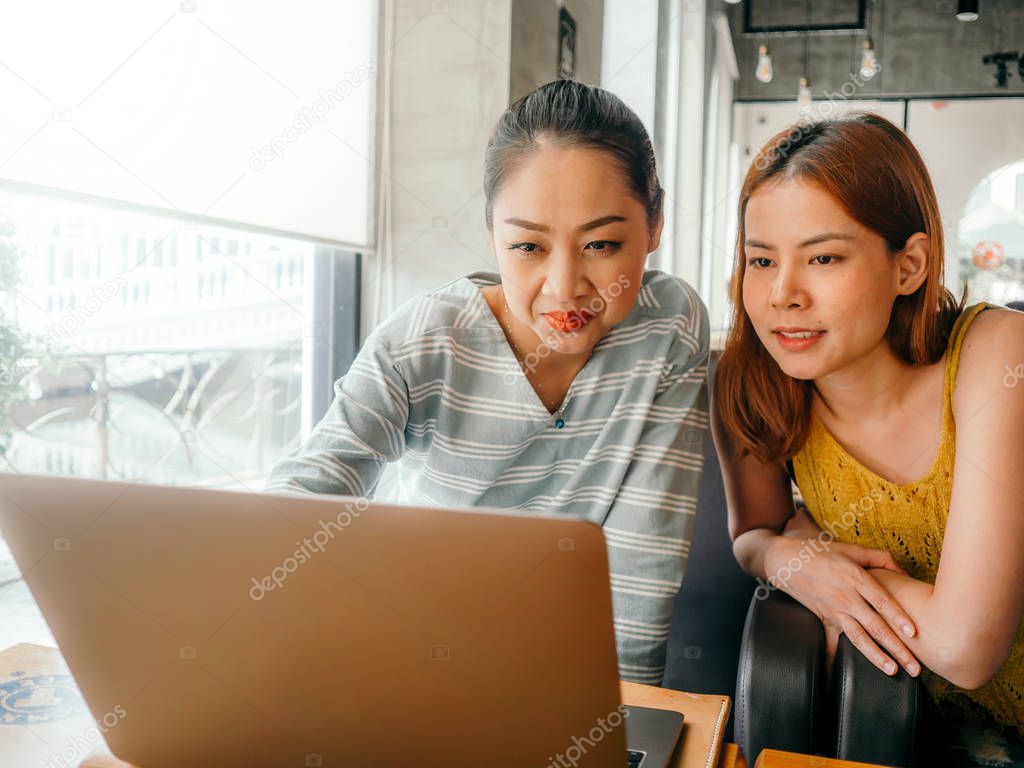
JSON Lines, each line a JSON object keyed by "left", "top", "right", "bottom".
{"left": 792, "top": 302, "right": 1024, "bottom": 733}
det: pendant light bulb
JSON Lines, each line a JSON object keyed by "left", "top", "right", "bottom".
{"left": 755, "top": 44, "right": 774, "bottom": 83}
{"left": 798, "top": 76, "right": 813, "bottom": 109}
{"left": 859, "top": 38, "right": 879, "bottom": 79}
{"left": 956, "top": 0, "right": 979, "bottom": 21}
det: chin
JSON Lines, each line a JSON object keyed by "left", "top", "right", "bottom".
{"left": 774, "top": 359, "right": 822, "bottom": 381}
{"left": 545, "top": 338, "right": 593, "bottom": 356}
{"left": 757, "top": 339, "right": 827, "bottom": 382}
{"left": 772, "top": 345, "right": 849, "bottom": 381}
{"left": 539, "top": 326, "right": 598, "bottom": 355}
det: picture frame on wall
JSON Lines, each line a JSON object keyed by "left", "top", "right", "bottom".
{"left": 558, "top": 7, "right": 577, "bottom": 80}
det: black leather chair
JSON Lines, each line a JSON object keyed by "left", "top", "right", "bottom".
{"left": 735, "top": 590, "right": 923, "bottom": 767}
{"left": 734, "top": 590, "right": 828, "bottom": 759}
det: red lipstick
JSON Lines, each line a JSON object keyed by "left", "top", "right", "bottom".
{"left": 544, "top": 309, "right": 595, "bottom": 333}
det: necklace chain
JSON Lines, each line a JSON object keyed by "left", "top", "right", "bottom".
{"left": 498, "top": 287, "right": 573, "bottom": 424}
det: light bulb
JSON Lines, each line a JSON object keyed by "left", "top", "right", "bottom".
{"left": 956, "top": 0, "right": 979, "bottom": 21}
{"left": 755, "top": 44, "right": 774, "bottom": 84}
{"left": 798, "top": 77, "right": 813, "bottom": 109}
{"left": 859, "top": 38, "right": 878, "bottom": 79}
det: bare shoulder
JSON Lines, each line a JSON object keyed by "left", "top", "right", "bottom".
{"left": 954, "top": 306, "right": 1024, "bottom": 416}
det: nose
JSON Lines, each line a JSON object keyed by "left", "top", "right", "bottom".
{"left": 769, "top": 262, "right": 808, "bottom": 309}
{"left": 542, "top": 252, "right": 589, "bottom": 303}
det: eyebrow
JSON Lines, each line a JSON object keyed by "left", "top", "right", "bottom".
{"left": 502, "top": 215, "right": 627, "bottom": 233}
{"left": 745, "top": 232, "right": 856, "bottom": 250}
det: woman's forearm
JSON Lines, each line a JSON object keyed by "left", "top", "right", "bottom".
{"left": 788, "top": 511, "right": 1012, "bottom": 688}
{"left": 869, "top": 568, "right": 1010, "bottom": 689}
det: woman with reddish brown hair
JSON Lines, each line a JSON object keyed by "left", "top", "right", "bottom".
{"left": 713, "top": 112, "right": 1024, "bottom": 741}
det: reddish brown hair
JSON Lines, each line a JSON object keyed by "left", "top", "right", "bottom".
{"left": 716, "top": 112, "right": 964, "bottom": 464}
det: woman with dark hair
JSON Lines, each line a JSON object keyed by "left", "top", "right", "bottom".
{"left": 266, "top": 79, "right": 709, "bottom": 683}
{"left": 714, "top": 112, "right": 1024, "bottom": 738}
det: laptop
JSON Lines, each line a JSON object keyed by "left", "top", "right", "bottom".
{"left": 0, "top": 472, "right": 683, "bottom": 767}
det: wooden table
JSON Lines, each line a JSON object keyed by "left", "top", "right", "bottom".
{"left": 754, "top": 750, "right": 897, "bottom": 768}
{"left": 1, "top": 642, "right": 750, "bottom": 767}
{"left": 621, "top": 680, "right": 740, "bottom": 768}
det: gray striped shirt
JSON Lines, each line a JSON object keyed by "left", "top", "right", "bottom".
{"left": 264, "top": 270, "right": 709, "bottom": 683}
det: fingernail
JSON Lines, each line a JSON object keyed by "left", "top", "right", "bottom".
{"left": 902, "top": 624, "right": 914, "bottom": 638}
{"left": 886, "top": 662, "right": 897, "bottom": 674}
{"left": 908, "top": 663, "right": 920, "bottom": 676}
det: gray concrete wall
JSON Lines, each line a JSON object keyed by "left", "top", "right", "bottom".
{"left": 510, "top": 0, "right": 605, "bottom": 101}
{"left": 727, "top": 0, "right": 1024, "bottom": 100}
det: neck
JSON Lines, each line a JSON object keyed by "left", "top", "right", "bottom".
{"left": 812, "top": 341, "right": 919, "bottom": 424}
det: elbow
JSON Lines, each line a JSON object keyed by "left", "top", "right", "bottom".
{"left": 728, "top": 530, "right": 751, "bottom": 576}
{"left": 945, "top": 662, "right": 1003, "bottom": 692}
{"left": 729, "top": 519, "right": 772, "bottom": 545}
{"left": 730, "top": 526, "right": 774, "bottom": 577}
{"left": 730, "top": 537, "right": 749, "bottom": 574}
{"left": 945, "top": 667, "right": 995, "bottom": 692}
{"left": 937, "top": 639, "right": 1011, "bottom": 691}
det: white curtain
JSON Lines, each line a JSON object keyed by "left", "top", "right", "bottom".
{"left": 0, "top": 0, "right": 377, "bottom": 246}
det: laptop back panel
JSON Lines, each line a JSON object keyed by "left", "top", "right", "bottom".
{"left": 0, "top": 473, "right": 626, "bottom": 767}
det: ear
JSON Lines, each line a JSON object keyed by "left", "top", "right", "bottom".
{"left": 895, "top": 232, "right": 930, "bottom": 296}
{"left": 647, "top": 210, "right": 665, "bottom": 253}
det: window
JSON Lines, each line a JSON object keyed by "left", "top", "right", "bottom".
{"left": 120, "top": 233, "right": 131, "bottom": 272}
{"left": 0, "top": 189, "right": 359, "bottom": 490}
{"left": 955, "top": 160, "right": 1024, "bottom": 305}
{"left": 906, "top": 98, "right": 1024, "bottom": 303}
{"left": 0, "top": 2, "right": 377, "bottom": 245}
{"left": 0, "top": 4, "right": 373, "bottom": 646}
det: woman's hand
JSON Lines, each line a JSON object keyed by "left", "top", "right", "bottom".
{"left": 763, "top": 534, "right": 922, "bottom": 677}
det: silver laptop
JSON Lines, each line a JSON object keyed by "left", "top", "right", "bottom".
{"left": 0, "top": 472, "right": 683, "bottom": 767}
